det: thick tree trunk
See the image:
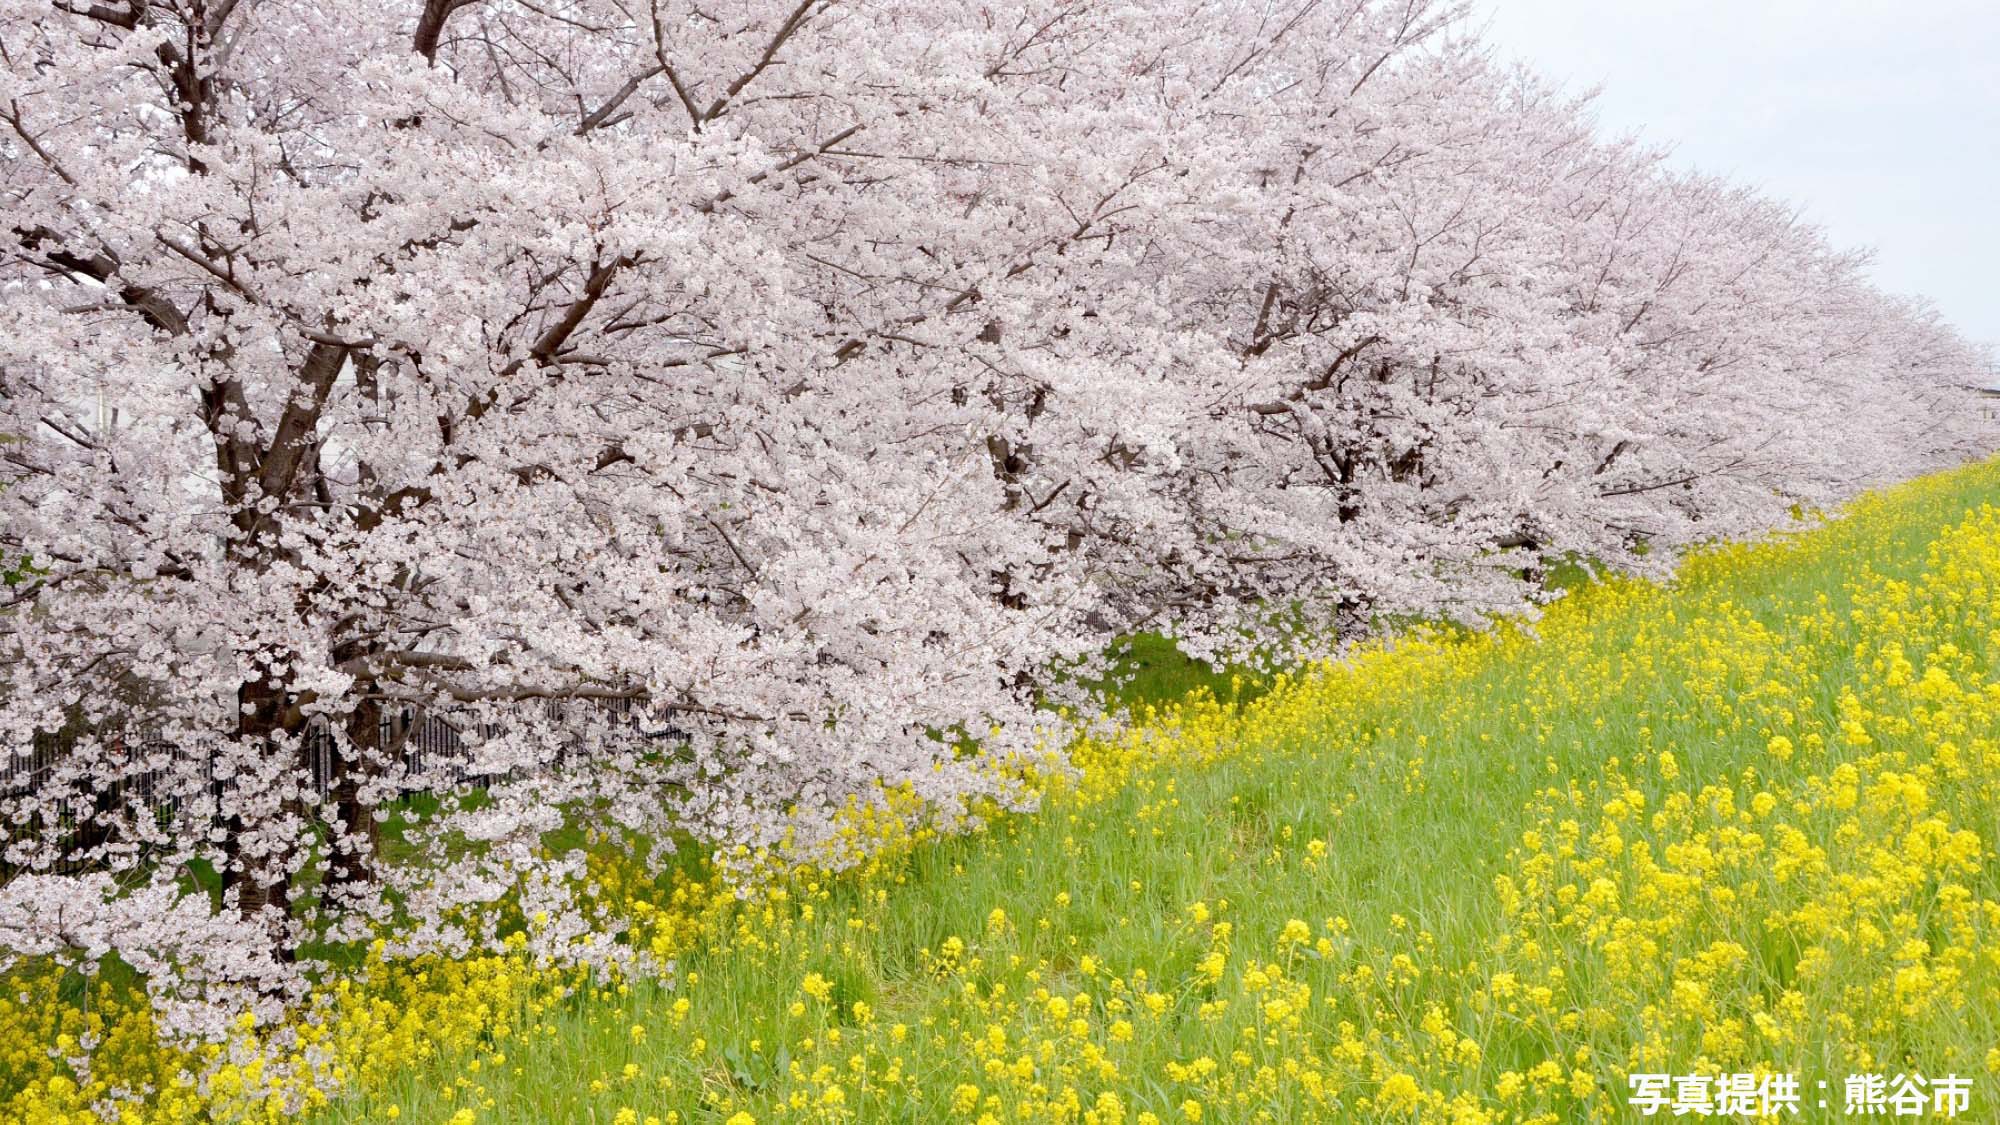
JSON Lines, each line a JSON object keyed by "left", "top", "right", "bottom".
{"left": 326, "top": 697, "right": 384, "bottom": 893}
{"left": 224, "top": 677, "right": 297, "bottom": 958}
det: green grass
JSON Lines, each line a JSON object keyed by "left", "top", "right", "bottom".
{"left": 298, "top": 462, "right": 2000, "bottom": 1124}
{"left": 1081, "top": 632, "right": 1266, "bottom": 713}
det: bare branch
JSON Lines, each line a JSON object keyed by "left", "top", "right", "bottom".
{"left": 577, "top": 63, "right": 666, "bottom": 134}
{"left": 414, "top": 0, "right": 483, "bottom": 60}
{"left": 701, "top": 0, "right": 823, "bottom": 122}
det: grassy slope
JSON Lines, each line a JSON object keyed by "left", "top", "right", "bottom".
{"left": 307, "top": 462, "right": 2000, "bottom": 1125}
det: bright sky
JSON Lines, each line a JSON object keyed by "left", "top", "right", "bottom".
{"left": 1469, "top": 0, "right": 2000, "bottom": 355}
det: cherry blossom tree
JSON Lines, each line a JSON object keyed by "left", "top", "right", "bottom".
{"left": 1, "top": 0, "right": 1991, "bottom": 1032}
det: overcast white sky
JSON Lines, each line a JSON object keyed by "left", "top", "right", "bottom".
{"left": 1469, "top": 0, "right": 2000, "bottom": 352}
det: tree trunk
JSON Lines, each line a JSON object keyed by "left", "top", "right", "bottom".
{"left": 225, "top": 677, "right": 296, "bottom": 958}
{"left": 326, "top": 696, "right": 384, "bottom": 894}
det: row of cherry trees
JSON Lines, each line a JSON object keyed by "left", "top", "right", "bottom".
{"left": 2, "top": 0, "right": 1992, "bottom": 1033}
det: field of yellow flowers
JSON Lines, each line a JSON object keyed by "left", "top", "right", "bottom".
{"left": 9, "top": 459, "right": 2000, "bottom": 1123}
